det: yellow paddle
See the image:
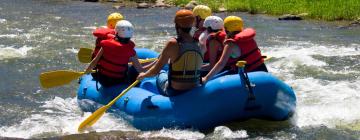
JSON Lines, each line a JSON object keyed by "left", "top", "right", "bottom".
{"left": 78, "top": 80, "right": 140, "bottom": 132}
{"left": 39, "top": 70, "right": 95, "bottom": 89}
{"left": 77, "top": 47, "right": 158, "bottom": 64}
{"left": 262, "top": 55, "right": 272, "bottom": 61}
{"left": 78, "top": 48, "right": 93, "bottom": 63}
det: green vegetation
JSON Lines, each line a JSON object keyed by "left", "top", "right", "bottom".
{"left": 169, "top": 0, "right": 360, "bottom": 21}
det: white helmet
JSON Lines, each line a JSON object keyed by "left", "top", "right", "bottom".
{"left": 203, "top": 16, "right": 224, "bottom": 30}
{"left": 115, "top": 20, "right": 134, "bottom": 38}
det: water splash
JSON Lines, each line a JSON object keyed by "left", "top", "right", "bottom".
{"left": 291, "top": 78, "right": 360, "bottom": 128}
{"left": 208, "top": 126, "right": 248, "bottom": 139}
{"left": 0, "top": 34, "right": 17, "bottom": 38}
{"left": 0, "top": 97, "right": 136, "bottom": 139}
{"left": 0, "top": 18, "right": 6, "bottom": 24}
{"left": 140, "top": 128, "right": 205, "bottom": 139}
{"left": 0, "top": 45, "right": 33, "bottom": 60}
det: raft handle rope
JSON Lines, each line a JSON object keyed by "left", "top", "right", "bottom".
{"left": 236, "top": 61, "right": 256, "bottom": 100}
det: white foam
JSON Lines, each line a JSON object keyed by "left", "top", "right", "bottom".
{"left": 65, "top": 48, "right": 79, "bottom": 54}
{"left": 210, "top": 126, "right": 248, "bottom": 139}
{"left": 140, "top": 128, "right": 205, "bottom": 139}
{"left": 263, "top": 41, "right": 360, "bottom": 79}
{"left": 0, "top": 34, "right": 17, "bottom": 38}
{"left": 54, "top": 16, "right": 61, "bottom": 20}
{"left": 264, "top": 42, "right": 360, "bottom": 58}
{"left": 260, "top": 40, "right": 360, "bottom": 129}
{"left": 83, "top": 26, "right": 97, "bottom": 30}
{"left": 0, "top": 97, "right": 137, "bottom": 139}
{"left": 0, "top": 18, "right": 6, "bottom": 24}
{"left": 158, "top": 23, "right": 173, "bottom": 28}
{"left": 0, "top": 45, "right": 33, "bottom": 60}
{"left": 69, "top": 34, "right": 86, "bottom": 37}
{"left": 289, "top": 78, "right": 360, "bottom": 128}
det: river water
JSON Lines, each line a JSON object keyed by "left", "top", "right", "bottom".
{"left": 0, "top": 0, "right": 359, "bottom": 139}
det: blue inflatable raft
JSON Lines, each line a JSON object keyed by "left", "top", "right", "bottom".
{"left": 77, "top": 48, "right": 296, "bottom": 130}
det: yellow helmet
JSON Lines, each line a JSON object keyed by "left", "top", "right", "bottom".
{"left": 107, "top": 12, "right": 124, "bottom": 29}
{"left": 224, "top": 16, "right": 243, "bottom": 32}
{"left": 192, "top": 5, "right": 212, "bottom": 19}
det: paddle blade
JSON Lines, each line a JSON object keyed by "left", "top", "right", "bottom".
{"left": 262, "top": 55, "right": 272, "bottom": 61}
{"left": 78, "top": 48, "right": 93, "bottom": 63}
{"left": 77, "top": 80, "right": 139, "bottom": 132}
{"left": 138, "top": 58, "right": 157, "bottom": 64}
{"left": 39, "top": 70, "right": 84, "bottom": 88}
{"left": 78, "top": 105, "right": 110, "bottom": 132}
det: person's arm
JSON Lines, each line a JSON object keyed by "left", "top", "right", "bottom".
{"left": 142, "top": 58, "right": 158, "bottom": 70}
{"left": 209, "top": 40, "right": 221, "bottom": 68}
{"left": 202, "top": 39, "right": 221, "bottom": 71}
{"left": 137, "top": 41, "right": 173, "bottom": 80}
{"left": 202, "top": 42, "right": 234, "bottom": 84}
{"left": 85, "top": 48, "right": 103, "bottom": 73}
{"left": 129, "top": 55, "right": 145, "bottom": 73}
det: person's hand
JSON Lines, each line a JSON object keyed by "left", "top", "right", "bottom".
{"left": 201, "top": 77, "right": 208, "bottom": 85}
{"left": 137, "top": 72, "right": 147, "bottom": 80}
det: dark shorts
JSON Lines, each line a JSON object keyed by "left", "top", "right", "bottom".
{"left": 93, "top": 72, "right": 127, "bottom": 87}
{"left": 156, "top": 71, "right": 189, "bottom": 97}
{"left": 92, "top": 66, "right": 139, "bottom": 87}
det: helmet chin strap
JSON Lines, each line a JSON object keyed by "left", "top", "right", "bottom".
{"left": 195, "top": 16, "right": 201, "bottom": 28}
{"left": 115, "top": 34, "right": 130, "bottom": 44}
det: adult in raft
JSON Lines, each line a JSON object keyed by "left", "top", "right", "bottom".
{"left": 85, "top": 20, "right": 146, "bottom": 87}
{"left": 91, "top": 12, "right": 124, "bottom": 59}
{"left": 192, "top": 5, "right": 212, "bottom": 42}
{"left": 200, "top": 16, "right": 226, "bottom": 73}
{"left": 202, "top": 16, "right": 268, "bottom": 84}
{"left": 137, "top": 9, "right": 203, "bottom": 97}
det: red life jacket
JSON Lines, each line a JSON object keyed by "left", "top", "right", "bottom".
{"left": 97, "top": 38, "right": 136, "bottom": 78}
{"left": 92, "top": 27, "right": 115, "bottom": 59}
{"left": 204, "top": 30, "right": 226, "bottom": 62}
{"left": 193, "top": 27, "right": 206, "bottom": 41}
{"left": 224, "top": 28, "right": 264, "bottom": 72}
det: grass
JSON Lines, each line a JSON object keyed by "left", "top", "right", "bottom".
{"left": 167, "top": 0, "right": 360, "bottom": 21}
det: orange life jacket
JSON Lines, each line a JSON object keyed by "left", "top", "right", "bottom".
{"left": 204, "top": 30, "right": 226, "bottom": 62}
{"left": 97, "top": 38, "right": 136, "bottom": 78}
{"left": 193, "top": 27, "right": 206, "bottom": 41}
{"left": 92, "top": 27, "right": 115, "bottom": 59}
{"left": 224, "top": 28, "right": 264, "bottom": 72}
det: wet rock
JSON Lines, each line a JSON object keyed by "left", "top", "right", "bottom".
{"left": 153, "top": 3, "right": 171, "bottom": 8}
{"left": 298, "top": 13, "right": 309, "bottom": 17}
{"left": 218, "top": 7, "right": 227, "bottom": 13}
{"left": 350, "top": 18, "right": 360, "bottom": 26}
{"left": 113, "top": 5, "right": 125, "bottom": 9}
{"left": 338, "top": 18, "right": 360, "bottom": 28}
{"left": 153, "top": 0, "right": 171, "bottom": 8}
{"left": 184, "top": 0, "right": 198, "bottom": 10}
{"left": 84, "top": 0, "right": 99, "bottom": 2}
{"left": 137, "top": 2, "right": 150, "bottom": 9}
{"left": 279, "top": 14, "right": 303, "bottom": 20}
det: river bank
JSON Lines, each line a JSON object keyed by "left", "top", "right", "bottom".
{"left": 1, "top": 0, "right": 360, "bottom": 139}
{"left": 87, "top": 0, "right": 360, "bottom": 25}
{"left": 170, "top": 0, "right": 360, "bottom": 21}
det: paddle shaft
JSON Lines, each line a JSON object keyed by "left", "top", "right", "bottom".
{"left": 106, "top": 80, "right": 139, "bottom": 107}
{"left": 77, "top": 80, "right": 140, "bottom": 132}
{"left": 78, "top": 48, "right": 157, "bottom": 64}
